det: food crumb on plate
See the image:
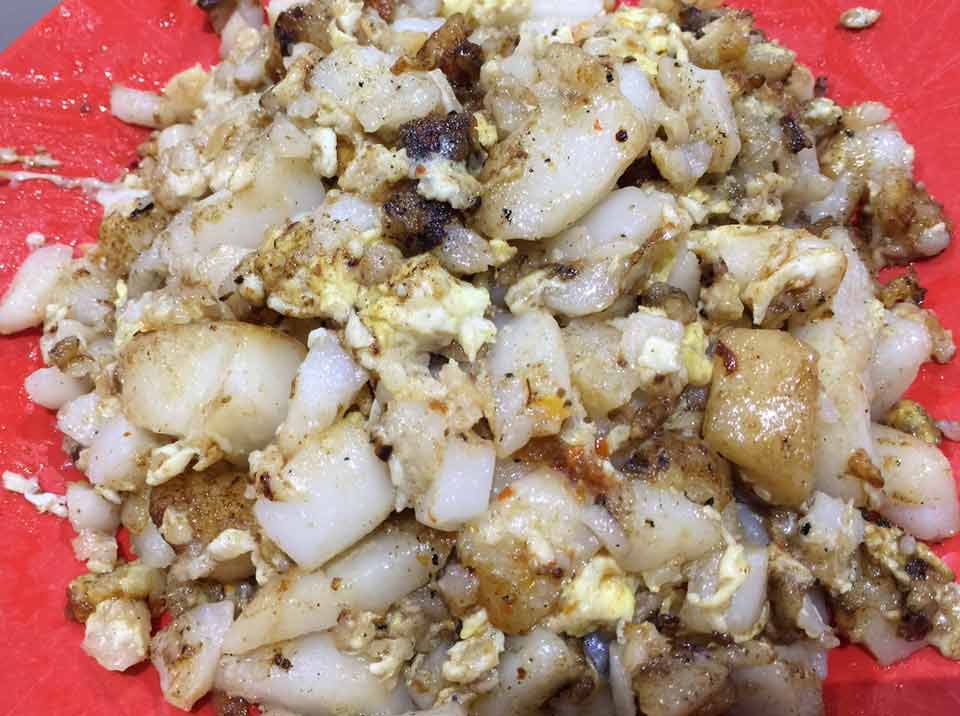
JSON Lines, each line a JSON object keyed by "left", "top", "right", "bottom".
{"left": 2, "top": 470, "right": 67, "bottom": 517}
{"left": 839, "top": 6, "right": 882, "bottom": 30}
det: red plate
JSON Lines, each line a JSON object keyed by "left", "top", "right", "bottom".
{"left": 0, "top": 1, "right": 958, "bottom": 714}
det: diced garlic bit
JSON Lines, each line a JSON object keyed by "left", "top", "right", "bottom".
{"left": 82, "top": 598, "right": 152, "bottom": 671}
{"left": 160, "top": 505, "right": 193, "bottom": 545}
{"left": 206, "top": 528, "right": 257, "bottom": 561}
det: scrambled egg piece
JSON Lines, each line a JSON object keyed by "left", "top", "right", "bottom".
{"left": 681, "top": 322, "right": 713, "bottom": 386}
{"left": 548, "top": 555, "right": 639, "bottom": 637}
{"left": 358, "top": 254, "right": 496, "bottom": 361}
{"left": 308, "top": 127, "right": 338, "bottom": 178}
{"left": 473, "top": 112, "right": 498, "bottom": 149}
{"left": 206, "top": 528, "right": 256, "bottom": 561}
{"left": 147, "top": 439, "right": 221, "bottom": 487}
{"left": 72, "top": 529, "right": 119, "bottom": 574}
{"left": 413, "top": 158, "right": 482, "bottom": 210}
{"left": 685, "top": 532, "right": 748, "bottom": 610}
{"left": 82, "top": 598, "right": 151, "bottom": 672}
{"left": 690, "top": 226, "right": 848, "bottom": 326}
{"left": 613, "top": 307, "right": 686, "bottom": 379}
{"left": 489, "top": 238, "right": 517, "bottom": 266}
{"left": 442, "top": 608, "right": 506, "bottom": 684}
{"left": 238, "top": 200, "right": 383, "bottom": 324}
{"left": 585, "top": 7, "right": 689, "bottom": 76}
{"left": 442, "top": 0, "right": 530, "bottom": 25}
{"left": 803, "top": 98, "right": 844, "bottom": 131}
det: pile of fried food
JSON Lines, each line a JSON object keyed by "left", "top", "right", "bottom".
{"left": 1, "top": 0, "right": 958, "bottom": 714}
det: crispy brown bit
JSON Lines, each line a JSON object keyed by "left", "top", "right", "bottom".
{"left": 49, "top": 335, "right": 83, "bottom": 372}
{"left": 265, "top": 33, "right": 286, "bottom": 82}
{"left": 214, "top": 694, "right": 250, "bottom": 716}
{"left": 273, "top": 652, "right": 294, "bottom": 670}
{"left": 860, "top": 509, "right": 893, "bottom": 528}
{"left": 196, "top": 0, "right": 239, "bottom": 33}
{"left": 814, "top": 75, "right": 829, "bottom": 97}
{"left": 780, "top": 115, "right": 812, "bottom": 153}
{"left": 879, "top": 267, "right": 926, "bottom": 308}
{"left": 163, "top": 580, "right": 225, "bottom": 618}
{"left": 382, "top": 183, "right": 455, "bottom": 256}
{"left": 917, "top": 308, "right": 955, "bottom": 364}
{"left": 398, "top": 113, "right": 474, "bottom": 162}
{"left": 617, "top": 155, "right": 663, "bottom": 187}
{"left": 551, "top": 264, "right": 579, "bottom": 281}
{"left": 678, "top": 6, "right": 711, "bottom": 37}
{"left": 66, "top": 563, "right": 165, "bottom": 623}
{"left": 700, "top": 258, "right": 728, "bottom": 288}
{"left": 649, "top": 611, "right": 680, "bottom": 637}
{"left": 515, "top": 436, "right": 615, "bottom": 490}
{"left": 274, "top": 2, "right": 335, "bottom": 55}
{"left": 95, "top": 201, "right": 170, "bottom": 276}
{"left": 898, "top": 610, "right": 933, "bottom": 641}
{"left": 615, "top": 390, "right": 681, "bottom": 444}
{"left": 715, "top": 341, "right": 737, "bottom": 374}
{"left": 866, "top": 171, "right": 952, "bottom": 266}
{"left": 680, "top": 384, "right": 709, "bottom": 412}
{"left": 846, "top": 448, "right": 884, "bottom": 487}
{"left": 364, "top": 0, "right": 395, "bottom": 22}
{"left": 641, "top": 282, "right": 698, "bottom": 323}
{"left": 619, "top": 431, "right": 733, "bottom": 510}
{"left": 150, "top": 469, "right": 255, "bottom": 546}
{"left": 905, "top": 557, "right": 929, "bottom": 581}
{"left": 393, "top": 14, "right": 484, "bottom": 106}
{"left": 885, "top": 399, "right": 942, "bottom": 445}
